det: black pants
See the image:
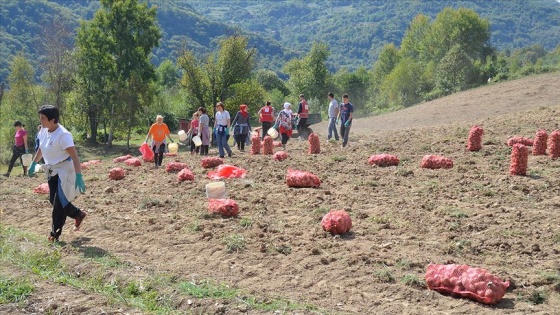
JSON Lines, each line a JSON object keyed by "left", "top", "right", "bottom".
{"left": 297, "top": 118, "right": 308, "bottom": 137}
{"left": 48, "top": 174, "right": 82, "bottom": 238}
{"left": 261, "top": 121, "right": 272, "bottom": 140}
{"left": 190, "top": 136, "right": 200, "bottom": 154}
{"left": 152, "top": 144, "right": 165, "bottom": 166}
{"left": 234, "top": 134, "right": 247, "bottom": 151}
{"left": 281, "top": 133, "right": 290, "bottom": 145}
{"left": 7, "top": 145, "right": 26, "bottom": 174}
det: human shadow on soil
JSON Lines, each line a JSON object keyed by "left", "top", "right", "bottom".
{"left": 70, "top": 237, "right": 110, "bottom": 259}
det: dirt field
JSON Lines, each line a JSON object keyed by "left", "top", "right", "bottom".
{"left": 1, "top": 72, "right": 560, "bottom": 314}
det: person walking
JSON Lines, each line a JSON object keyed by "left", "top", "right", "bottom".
{"left": 327, "top": 92, "right": 340, "bottom": 142}
{"left": 274, "top": 102, "right": 294, "bottom": 150}
{"left": 214, "top": 102, "right": 233, "bottom": 158}
{"left": 231, "top": 104, "right": 252, "bottom": 152}
{"left": 296, "top": 94, "right": 309, "bottom": 140}
{"left": 27, "top": 105, "right": 87, "bottom": 242}
{"left": 257, "top": 101, "right": 275, "bottom": 140}
{"left": 188, "top": 112, "right": 200, "bottom": 155}
{"left": 144, "top": 114, "right": 174, "bottom": 168}
{"left": 3, "top": 121, "right": 29, "bottom": 177}
{"left": 339, "top": 94, "right": 354, "bottom": 148}
{"left": 198, "top": 107, "right": 210, "bottom": 156}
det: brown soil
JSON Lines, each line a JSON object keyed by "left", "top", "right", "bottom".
{"left": 1, "top": 72, "right": 560, "bottom": 314}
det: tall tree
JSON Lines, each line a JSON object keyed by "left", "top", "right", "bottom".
{"left": 75, "top": 0, "right": 161, "bottom": 147}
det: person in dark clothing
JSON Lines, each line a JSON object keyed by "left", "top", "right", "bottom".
{"left": 231, "top": 104, "right": 252, "bottom": 151}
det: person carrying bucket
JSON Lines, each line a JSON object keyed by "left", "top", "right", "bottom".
{"left": 188, "top": 112, "right": 200, "bottom": 155}
{"left": 257, "top": 101, "right": 275, "bottom": 141}
{"left": 144, "top": 114, "right": 174, "bottom": 168}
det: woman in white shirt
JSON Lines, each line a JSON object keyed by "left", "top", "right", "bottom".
{"left": 27, "top": 105, "right": 87, "bottom": 242}
{"left": 214, "top": 102, "right": 233, "bottom": 158}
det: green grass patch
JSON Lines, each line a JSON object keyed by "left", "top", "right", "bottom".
{"left": 401, "top": 274, "right": 424, "bottom": 288}
{"left": 224, "top": 234, "right": 246, "bottom": 253}
{"left": 0, "top": 275, "right": 34, "bottom": 304}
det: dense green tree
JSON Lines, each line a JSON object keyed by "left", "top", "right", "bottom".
{"left": 332, "top": 67, "right": 370, "bottom": 117}
{"left": 227, "top": 79, "right": 266, "bottom": 117}
{"left": 379, "top": 59, "right": 425, "bottom": 109}
{"left": 400, "top": 15, "right": 431, "bottom": 60}
{"left": 255, "top": 69, "right": 289, "bottom": 95}
{"left": 157, "top": 59, "right": 180, "bottom": 89}
{"left": 75, "top": 0, "right": 161, "bottom": 147}
{"left": 435, "top": 44, "right": 477, "bottom": 93}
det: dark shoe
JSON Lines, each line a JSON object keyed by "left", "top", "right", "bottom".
{"left": 2, "top": 173, "right": 9, "bottom": 177}
{"left": 74, "top": 211, "right": 87, "bottom": 231}
{"left": 228, "top": 151, "right": 233, "bottom": 157}
{"left": 48, "top": 232, "right": 59, "bottom": 243}
{"left": 219, "top": 156, "right": 225, "bottom": 158}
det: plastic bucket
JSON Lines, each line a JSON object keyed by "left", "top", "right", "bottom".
{"left": 168, "top": 142, "right": 179, "bottom": 154}
{"left": 267, "top": 127, "right": 279, "bottom": 139}
{"left": 178, "top": 130, "right": 188, "bottom": 141}
{"left": 21, "top": 154, "right": 33, "bottom": 167}
{"left": 206, "top": 181, "right": 226, "bottom": 199}
{"left": 192, "top": 135, "right": 202, "bottom": 147}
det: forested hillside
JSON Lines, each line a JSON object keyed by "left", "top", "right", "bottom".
{"left": 1, "top": 0, "right": 559, "bottom": 84}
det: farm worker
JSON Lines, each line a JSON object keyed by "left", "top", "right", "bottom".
{"left": 197, "top": 107, "right": 211, "bottom": 156}
{"left": 214, "top": 102, "right": 233, "bottom": 158}
{"left": 296, "top": 94, "right": 309, "bottom": 140}
{"left": 188, "top": 112, "right": 200, "bottom": 155}
{"left": 27, "top": 105, "right": 87, "bottom": 242}
{"left": 327, "top": 92, "right": 340, "bottom": 142}
{"left": 257, "top": 100, "right": 275, "bottom": 141}
{"left": 274, "top": 102, "right": 294, "bottom": 150}
{"left": 3, "top": 120, "right": 29, "bottom": 177}
{"left": 339, "top": 93, "right": 354, "bottom": 148}
{"left": 231, "top": 104, "right": 252, "bottom": 152}
{"left": 144, "top": 114, "right": 174, "bottom": 168}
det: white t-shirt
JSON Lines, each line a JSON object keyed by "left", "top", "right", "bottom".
{"left": 38, "top": 124, "right": 74, "bottom": 165}
{"left": 215, "top": 110, "right": 230, "bottom": 126}
{"left": 328, "top": 99, "right": 339, "bottom": 118}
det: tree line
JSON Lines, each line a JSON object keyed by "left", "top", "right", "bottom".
{"left": 1, "top": 1, "right": 559, "bottom": 164}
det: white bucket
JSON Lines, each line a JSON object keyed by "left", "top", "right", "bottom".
{"left": 168, "top": 142, "right": 179, "bottom": 154}
{"left": 21, "top": 154, "right": 33, "bottom": 167}
{"left": 192, "top": 135, "right": 202, "bottom": 147}
{"left": 35, "top": 163, "right": 43, "bottom": 173}
{"left": 267, "top": 127, "right": 279, "bottom": 139}
{"left": 178, "top": 130, "right": 188, "bottom": 141}
{"left": 206, "top": 181, "right": 226, "bottom": 199}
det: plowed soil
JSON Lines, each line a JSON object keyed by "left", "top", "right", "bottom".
{"left": 1, "top": 72, "right": 560, "bottom": 314}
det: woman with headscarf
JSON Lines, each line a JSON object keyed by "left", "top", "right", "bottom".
{"left": 274, "top": 102, "right": 294, "bottom": 150}
{"left": 231, "top": 104, "right": 252, "bottom": 151}
{"left": 3, "top": 121, "right": 29, "bottom": 177}
{"left": 144, "top": 114, "right": 174, "bottom": 168}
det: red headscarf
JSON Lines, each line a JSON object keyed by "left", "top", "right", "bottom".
{"left": 240, "top": 104, "right": 248, "bottom": 118}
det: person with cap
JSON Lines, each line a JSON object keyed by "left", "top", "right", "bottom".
{"left": 339, "top": 93, "right": 354, "bottom": 148}
{"left": 257, "top": 100, "right": 275, "bottom": 141}
{"left": 214, "top": 102, "right": 233, "bottom": 158}
{"left": 274, "top": 102, "right": 294, "bottom": 150}
{"left": 27, "top": 105, "right": 87, "bottom": 242}
{"left": 3, "top": 120, "right": 29, "bottom": 177}
{"left": 231, "top": 104, "right": 252, "bottom": 152}
{"left": 144, "top": 114, "right": 174, "bottom": 168}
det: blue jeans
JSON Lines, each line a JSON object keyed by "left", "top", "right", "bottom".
{"left": 216, "top": 131, "right": 232, "bottom": 157}
{"left": 340, "top": 122, "right": 351, "bottom": 147}
{"left": 327, "top": 118, "right": 339, "bottom": 140}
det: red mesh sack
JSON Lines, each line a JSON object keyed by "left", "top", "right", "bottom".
{"left": 368, "top": 154, "right": 399, "bottom": 167}
{"left": 273, "top": 151, "right": 289, "bottom": 161}
{"left": 262, "top": 136, "right": 274, "bottom": 155}
{"left": 124, "top": 157, "right": 142, "bottom": 167}
{"left": 81, "top": 159, "right": 102, "bottom": 170}
{"left": 425, "top": 264, "right": 509, "bottom": 305}
{"left": 139, "top": 143, "right": 154, "bottom": 162}
{"left": 467, "top": 125, "right": 484, "bottom": 152}
{"left": 208, "top": 198, "right": 239, "bottom": 217}
{"left": 207, "top": 164, "right": 247, "bottom": 179}
{"left": 509, "top": 143, "right": 528, "bottom": 175}
{"left": 286, "top": 169, "right": 321, "bottom": 188}
{"left": 177, "top": 168, "right": 195, "bottom": 182}
{"left": 109, "top": 167, "right": 125, "bottom": 180}
{"left": 321, "top": 210, "right": 352, "bottom": 235}
{"left": 33, "top": 183, "right": 50, "bottom": 194}
{"left": 113, "top": 155, "right": 133, "bottom": 163}
{"left": 420, "top": 155, "right": 453, "bottom": 169}
{"left": 548, "top": 130, "right": 560, "bottom": 159}
{"left": 250, "top": 134, "right": 262, "bottom": 155}
{"left": 80, "top": 162, "right": 90, "bottom": 170}
{"left": 506, "top": 136, "right": 533, "bottom": 146}
{"left": 273, "top": 141, "right": 283, "bottom": 147}
{"left": 165, "top": 162, "right": 188, "bottom": 173}
{"left": 308, "top": 133, "right": 321, "bottom": 154}
{"left": 201, "top": 157, "right": 224, "bottom": 169}
{"left": 532, "top": 130, "right": 548, "bottom": 156}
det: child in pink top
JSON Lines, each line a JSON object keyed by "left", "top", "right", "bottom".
{"left": 3, "top": 121, "right": 29, "bottom": 177}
